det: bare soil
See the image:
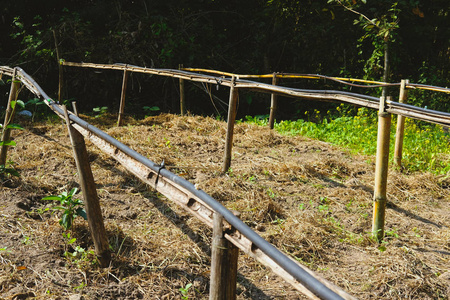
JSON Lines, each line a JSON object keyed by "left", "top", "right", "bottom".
{"left": 1, "top": 113, "right": 449, "bottom": 299}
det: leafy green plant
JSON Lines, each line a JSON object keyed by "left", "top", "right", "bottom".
{"left": 143, "top": 106, "right": 160, "bottom": 117}
{"left": 62, "top": 232, "right": 77, "bottom": 245}
{"left": 266, "top": 105, "right": 450, "bottom": 174}
{"left": 0, "top": 99, "right": 25, "bottom": 179}
{"left": 179, "top": 283, "right": 192, "bottom": 300}
{"left": 93, "top": 106, "right": 108, "bottom": 117}
{"left": 0, "top": 161, "right": 20, "bottom": 178}
{"left": 25, "top": 98, "right": 45, "bottom": 121}
{"left": 42, "top": 188, "right": 87, "bottom": 230}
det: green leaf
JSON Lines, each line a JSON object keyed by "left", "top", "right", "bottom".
{"left": 42, "top": 195, "right": 63, "bottom": 201}
{"left": 0, "top": 141, "right": 16, "bottom": 147}
{"left": 6, "top": 124, "right": 24, "bottom": 130}
{"left": 76, "top": 207, "right": 87, "bottom": 220}
{"left": 51, "top": 206, "right": 67, "bottom": 211}
{"left": 60, "top": 213, "right": 73, "bottom": 231}
{"left": 68, "top": 187, "right": 78, "bottom": 197}
{"left": 16, "top": 100, "right": 25, "bottom": 109}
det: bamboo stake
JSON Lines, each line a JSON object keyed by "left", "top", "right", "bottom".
{"left": 53, "top": 30, "right": 63, "bottom": 103}
{"left": 210, "top": 212, "right": 238, "bottom": 300}
{"left": 372, "top": 96, "right": 391, "bottom": 241}
{"left": 179, "top": 64, "right": 185, "bottom": 116}
{"left": 72, "top": 101, "right": 79, "bottom": 116}
{"left": 268, "top": 73, "right": 278, "bottom": 129}
{"left": 63, "top": 106, "right": 111, "bottom": 267}
{"left": 223, "top": 76, "right": 238, "bottom": 173}
{"left": 0, "top": 69, "right": 20, "bottom": 166}
{"left": 394, "top": 79, "right": 409, "bottom": 168}
{"left": 117, "top": 68, "right": 130, "bottom": 126}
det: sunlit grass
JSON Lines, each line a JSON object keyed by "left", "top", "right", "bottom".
{"left": 245, "top": 105, "right": 450, "bottom": 174}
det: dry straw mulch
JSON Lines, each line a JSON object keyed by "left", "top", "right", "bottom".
{"left": 1, "top": 113, "right": 449, "bottom": 299}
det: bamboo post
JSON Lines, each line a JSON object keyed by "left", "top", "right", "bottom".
{"left": 372, "top": 96, "right": 392, "bottom": 241}
{"left": 268, "top": 73, "right": 278, "bottom": 129}
{"left": 209, "top": 212, "right": 239, "bottom": 300}
{"left": 394, "top": 79, "right": 409, "bottom": 168}
{"left": 222, "top": 76, "right": 238, "bottom": 173}
{"left": 63, "top": 106, "right": 111, "bottom": 267}
{"left": 71, "top": 101, "right": 79, "bottom": 116}
{"left": 117, "top": 67, "right": 130, "bottom": 126}
{"left": 0, "top": 68, "right": 20, "bottom": 166}
{"left": 53, "top": 30, "right": 63, "bottom": 103}
{"left": 179, "top": 64, "right": 185, "bottom": 116}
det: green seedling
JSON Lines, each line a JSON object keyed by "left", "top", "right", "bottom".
{"left": 179, "top": 283, "right": 192, "bottom": 300}
{"left": 42, "top": 188, "right": 87, "bottom": 230}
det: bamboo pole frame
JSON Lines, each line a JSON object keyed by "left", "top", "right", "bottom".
{"left": 117, "top": 67, "right": 130, "bottom": 126}
{"left": 209, "top": 212, "right": 239, "bottom": 300}
{"left": 268, "top": 73, "right": 278, "bottom": 129}
{"left": 223, "top": 76, "right": 238, "bottom": 173}
{"left": 372, "top": 96, "right": 392, "bottom": 241}
{"left": 63, "top": 105, "right": 111, "bottom": 267}
{"left": 0, "top": 65, "right": 360, "bottom": 299}
{"left": 394, "top": 79, "right": 409, "bottom": 168}
{"left": 0, "top": 68, "right": 20, "bottom": 166}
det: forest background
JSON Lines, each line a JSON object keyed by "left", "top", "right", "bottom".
{"left": 0, "top": 0, "right": 449, "bottom": 119}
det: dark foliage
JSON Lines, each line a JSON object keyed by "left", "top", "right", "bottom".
{"left": 0, "top": 0, "right": 448, "bottom": 118}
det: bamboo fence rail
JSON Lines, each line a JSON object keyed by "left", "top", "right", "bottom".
{"left": 60, "top": 61, "right": 450, "bottom": 126}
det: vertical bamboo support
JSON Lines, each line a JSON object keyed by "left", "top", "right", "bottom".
{"left": 222, "top": 76, "right": 238, "bottom": 173}
{"left": 394, "top": 79, "right": 409, "bottom": 168}
{"left": 72, "top": 101, "right": 79, "bottom": 116}
{"left": 372, "top": 96, "right": 391, "bottom": 241}
{"left": 209, "top": 212, "right": 239, "bottom": 300}
{"left": 117, "top": 68, "right": 130, "bottom": 127}
{"left": 0, "top": 69, "right": 20, "bottom": 166}
{"left": 268, "top": 73, "right": 278, "bottom": 129}
{"left": 53, "top": 30, "right": 63, "bottom": 103}
{"left": 63, "top": 106, "right": 111, "bottom": 267}
{"left": 179, "top": 64, "right": 185, "bottom": 116}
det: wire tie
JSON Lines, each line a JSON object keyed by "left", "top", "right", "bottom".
{"left": 155, "top": 160, "right": 165, "bottom": 186}
{"left": 215, "top": 78, "right": 222, "bottom": 90}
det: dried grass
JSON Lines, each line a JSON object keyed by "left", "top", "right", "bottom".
{"left": 0, "top": 113, "right": 449, "bottom": 299}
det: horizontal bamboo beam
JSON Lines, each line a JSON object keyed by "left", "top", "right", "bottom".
{"left": 2, "top": 65, "right": 450, "bottom": 127}
{"left": 57, "top": 62, "right": 450, "bottom": 125}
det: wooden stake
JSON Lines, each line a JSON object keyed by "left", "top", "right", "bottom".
{"left": 179, "top": 64, "right": 185, "bottom": 116}
{"left": 117, "top": 68, "right": 130, "bottom": 126}
{"left": 372, "top": 96, "right": 391, "bottom": 241}
{"left": 394, "top": 79, "right": 409, "bottom": 168}
{"left": 209, "top": 212, "right": 239, "bottom": 300}
{"left": 268, "top": 73, "right": 278, "bottom": 130}
{"left": 63, "top": 106, "right": 111, "bottom": 267}
{"left": 222, "top": 76, "right": 238, "bottom": 173}
{"left": 0, "top": 69, "right": 20, "bottom": 166}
